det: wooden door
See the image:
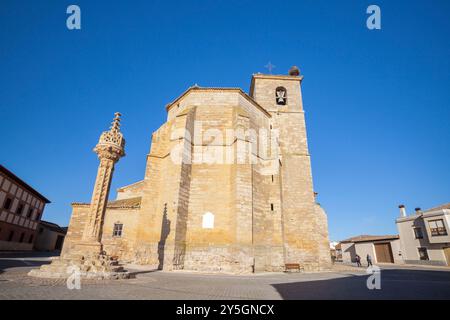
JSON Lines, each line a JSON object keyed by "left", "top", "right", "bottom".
{"left": 374, "top": 243, "right": 394, "bottom": 263}
{"left": 444, "top": 247, "right": 450, "bottom": 266}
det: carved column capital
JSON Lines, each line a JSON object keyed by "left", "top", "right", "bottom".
{"left": 94, "top": 144, "right": 125, "bottom": 162}
{"left": 94, "top": 112, "right": 126, "bottom": 162}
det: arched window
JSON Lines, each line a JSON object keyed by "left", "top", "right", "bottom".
{"left": 275, "top": 87, "right": 287, "bottom": 105}
{"left": 202, "top": 212, "right": 214, "bottom": 229}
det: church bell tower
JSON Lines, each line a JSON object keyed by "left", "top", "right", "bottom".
{"left": 250, "top": 66, "right": 331, "bottom": 270}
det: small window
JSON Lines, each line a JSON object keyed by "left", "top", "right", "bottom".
{"left": 19, "top": 232, "right": 25, "bottom": 243}
{"left": 418, "top": 248, "right": 429, "bottom": 260}
{"left": 413, "top": 227, "right": 423, "bottom": 239}
{"left": 38, "top": 227, "right": 44, "bottom": 234}
{"left": 275, "top": 87, "right": 287, "bottom": 105}
{"left": 271, "top": 175, "right": 274, "bottom": 183}
{"left": 28, "top": 234, "right": 34, "bottom": 244}
{"left": 7, "top": 231, "right": 14, "bottom": 242}
{"left": 202, "top": 212, "right": 214, "bottom": 229}
{"left": 3, "top": 198, "right": 12, "bottom": 210}
{"left": 429, "top": 219, "right": 447, "bottom": 236}
{"left": 27, "top": 208, "right": 33, "bottom": 218}
{"left": 113, "top": 223, "right": 123, "bottom": 237}
{"left": 270, "top": 203, "right": 274, "bottom": 211}
{"left": 16, "top": 203, "right": 24, "bottom": 215}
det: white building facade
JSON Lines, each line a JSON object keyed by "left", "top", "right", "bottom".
{"left": 341, "top": 235, "right": 403, "bottom": 265}
{"left": 396, "top": 204, "right": 450, "bottom": 266}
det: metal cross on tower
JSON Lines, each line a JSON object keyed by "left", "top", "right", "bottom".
{"left": 264, "top": 61, "right": 276, "bottom": 74}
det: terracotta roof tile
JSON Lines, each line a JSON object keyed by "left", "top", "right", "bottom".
{"left": 340, "top": 234, "right": 399, "bottom": 243}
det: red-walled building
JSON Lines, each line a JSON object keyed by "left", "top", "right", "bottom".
{"left": 0, "top": 165, "right": 50, "bottom": 250}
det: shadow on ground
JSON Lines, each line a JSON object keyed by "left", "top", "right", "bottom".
{"left": 0, "top": 252, "right": 57, "bottom": 274}
{"left": 128, "top": 269, "right": 160, "bottom": 278}
{"left": 272, "top": 269, "right": 450, "bottom": 300}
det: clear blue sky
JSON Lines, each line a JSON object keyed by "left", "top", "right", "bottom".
{"left": 1, "top": 0, "right": 449, "bottom": 241}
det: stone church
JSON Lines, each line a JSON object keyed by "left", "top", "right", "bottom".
{"left": 59, "top": 67, "right": 331, "bottom": 275}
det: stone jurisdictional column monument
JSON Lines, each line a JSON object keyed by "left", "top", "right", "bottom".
{"left": 29, "top": 113, "right": 130, "bottom": 279}
{"left": 77, "top": 112, "right": 125, "bottom": 255}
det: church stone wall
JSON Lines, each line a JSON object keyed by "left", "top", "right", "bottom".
{"left": 62, "top": 204, "right": 140, "bottom": 262}
{"left": 314, "top": 203, "right": 333, "bottom": 267}
{"left": 61, "top": 205, "right": 88, "bottom": 257}
{"left": 182, "top": 106, "right": 253, "bottom": 273}
{"left": 101, "top": 207, "right": 140, "bottom": 262}
{"left": 252, "top": 165, "right": 285, "bottom": 272}
{"left": 137, "top": 90, "right": 277, "bottom": 273}
{"left": 132, "top": 118, "right": 174, "bottom": 267}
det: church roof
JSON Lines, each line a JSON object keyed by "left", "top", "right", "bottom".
{"left": 117, "top": 180, "right": 145, "bottom": 192}
{"left": 72, "top": 196, "right": 142, "bottom": 209}
{"left": 165, "top": 86, "right": 271, "bottom": 118}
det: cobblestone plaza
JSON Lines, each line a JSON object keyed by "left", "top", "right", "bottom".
{"left": 1, "top": 253, "right": 450, "bottom": 300}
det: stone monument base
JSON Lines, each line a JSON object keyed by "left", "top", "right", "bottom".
{"left": 28, "top": 253, "right": 130, "bottom": 280}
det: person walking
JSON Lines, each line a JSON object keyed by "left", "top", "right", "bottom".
{"left": 355, "top": 254, "right": 362, "bottom": 267}
{"left": 367, "top": 254, "right": 373, "bottom": 267}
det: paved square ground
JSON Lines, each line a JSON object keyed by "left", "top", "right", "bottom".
{"left": 1, "top": 253, "right": 449, "bottom": 300}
